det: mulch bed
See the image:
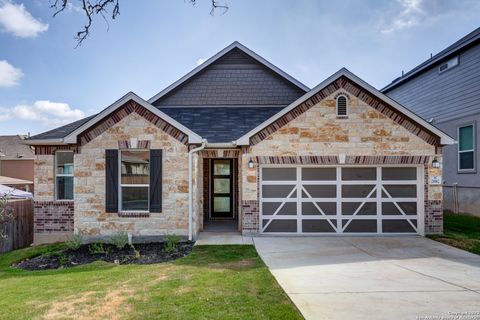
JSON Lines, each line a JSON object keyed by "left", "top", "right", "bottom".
{"left": 15, "top": 242, "right": 194, "bottom": 271}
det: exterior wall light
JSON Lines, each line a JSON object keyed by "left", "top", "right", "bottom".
{"left": 248, "top": 159, "right": 255, "bottom": 169}
{"left": 432, "top": 158, "right": 440, "bottom": 168}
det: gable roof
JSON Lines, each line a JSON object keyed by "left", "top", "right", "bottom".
{"left": 148, "top": 41, "right": 309, "bottom": 106}
{"left": 0, "top": 135, "right": 35, "bottom": 160}
{"left": 27, "top": 115, "right": 97, "bottom": 141}
{"left": 382, "top": 27, "right": 480, "bottom": 92}
{"left": 26, "top": 92, "right": 202, "bottom": 145}
{"left": 236, "top": 68, "right": 455, "bottom": 146}
{"left": 160, "top": 106, "right": 284, "bottom": 143}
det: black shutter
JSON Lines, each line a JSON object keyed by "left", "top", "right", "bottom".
{"left": 105, "top": 149, "right": 118, "bottom": 213}
{"left": 150, "top": 149, "right": 163, "bottom": 212}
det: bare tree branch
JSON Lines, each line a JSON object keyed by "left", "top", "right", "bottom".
{"left": 51, "top": 0, "right": 228, "bottom": 47}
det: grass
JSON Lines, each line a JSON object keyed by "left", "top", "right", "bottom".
{"left": 0, "top": 244, "right": 302, "bottom": 320}
{"left": 429, "top": 212, "right": 480, "bottom": 255}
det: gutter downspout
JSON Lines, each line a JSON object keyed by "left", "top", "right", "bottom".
{"left": 188, "top": 139, "right": 207, "bottom": 241}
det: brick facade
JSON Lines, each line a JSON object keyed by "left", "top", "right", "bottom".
{"left": 34, "top": 201, "right": 74, "bottom": 233}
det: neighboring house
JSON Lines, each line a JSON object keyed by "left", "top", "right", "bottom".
{"left": 0, "top": 135, "right": 35, "bottom": 192}
{"left": 382, "top": 27, "right": 480, "bottom": 217}
{"left": 26, "top": 42, "right": 454, "bottom": 244}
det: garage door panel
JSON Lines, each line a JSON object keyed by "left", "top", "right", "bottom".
{"left": 382, "top": 202, "right": 417, "bottom": 216}
{"left": 302, "top": 185, "right": 336, "bottom": 198}
{"left": 342, "top": 168, "right": 376, "bottom": 181}
{"left": 260, "top": 166, "right": 421, "bottom": 234}
{"left": 302, "top": 202, "right": 336, "bottom": 215}
{"left": 342, "top": 202, "right": 377, "bottom": 215}
{"left": 302, "top": 220, "right": 336, "bottom": 232}
{"left": 342, "top": 185, "right": 376, "bottom": 198}
{"left": 343, "top": 219, "right": 377, "bottom": 233}
{"left": 382, "top": 185, "right": 417, "bottom": 198}
{"left": 382, "top": 220, "right": 417, "bottom": 233}
{"left": 262, "top": 168, "right": 296, "bottom": 181}
{"left": 382, "top": 168, "right": 417, "bottom": 180}
{"left": 262, "top": 202, "right": 296, "bottom": 215}
{"left": 302, "top": 168, "right": 336, "bottom": 181}
{"left": 262, "top": 185, "right": 296, "bottom": 198}
{"left": 263, "top": 219, "right": 297, "bottom": 232}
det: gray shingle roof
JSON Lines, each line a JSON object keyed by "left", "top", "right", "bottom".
{"left": 153, "top": 48, "right": 306, "bottom": 107}
{"left": 159, "top": 106, "right": 284, "bottom": 143}
{"left": 0, "top": 135, "right": 35, "bottom": 159}
{"left": 28, "top": 115, "right": 96, "bottom": 140}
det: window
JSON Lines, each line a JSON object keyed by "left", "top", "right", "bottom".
{"left": 458, "top": 124, "right": 475, "bottom": 171}
{"left": 336, "top": 95, "right": 348, "bottom": 117}
{"left": 438, "top": 56, "right": 459, "bottom": 73}
{"left": 55, "top": 151, "right": 74, "bottom": 200}
{"left": 120, "top": 150, "right": 150, "bottom": 211}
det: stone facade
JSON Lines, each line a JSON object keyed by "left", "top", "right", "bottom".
{"left": 241, "top": 89, "right": 443, "bottom": 235}
{"left": 74, "top": 112, "right": 194, "bottom": 238}
{"left": 32, "top": 88, "right": 446, "bottom": 241}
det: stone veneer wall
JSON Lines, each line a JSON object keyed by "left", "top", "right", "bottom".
{"left": 75, "top": 112, "right": 193, "bottom": 238}
{"left": 241, "top": 89, "right": 444, "bottom": 235}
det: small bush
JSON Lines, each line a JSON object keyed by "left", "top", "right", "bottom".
{"left": 110, "top": 230, "right": 129, "bottom": 250}
{"left": 89, "top": 242, "right": 106, "bottom": 255}
{"left": 66, "top": 233, "right": 83, "bottom": 250}
{"left": 164, "top": 233, "right": 181, "bottom": 253}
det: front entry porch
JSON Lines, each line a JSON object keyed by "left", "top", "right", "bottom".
{"left": 201, "top": 156, "right": 240, "bottom": 233}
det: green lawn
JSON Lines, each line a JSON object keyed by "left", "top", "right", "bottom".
{"left": 0, "top": 244, "right": 302, "bottom": 320}
{"left": 429, "top": 212, "right": 480, "bottom": 255}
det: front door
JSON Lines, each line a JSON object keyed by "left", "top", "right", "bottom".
{"left": 211, "top": 159, "right": 234, "bottom": 218}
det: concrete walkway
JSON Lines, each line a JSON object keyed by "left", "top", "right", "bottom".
{"left": 254, "top": 236, "right": 480, "bottom": 320}
{"left": 195, "top": 232, "right": 253, "bottom": 245}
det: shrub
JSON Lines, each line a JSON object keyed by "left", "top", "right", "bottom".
{"left": 110, "top": 230, "right": 129, "bottom": 250}
{"left": 66, "top": 233, "right": 83, "bottom": 250}
{"left": 0, "top": 194, "right": 13, "bottom": 240}
{"left": 164, "top": 233, "right": 181, "bottom": 253}
{"left": 89, "top": 242, "right": 106, "bottom": 255}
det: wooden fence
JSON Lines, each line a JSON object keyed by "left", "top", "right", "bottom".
{"left": 0, "top": 199, "right": 33, "bottom": 254}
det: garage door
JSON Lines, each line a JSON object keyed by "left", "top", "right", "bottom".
{"left": 260, "top": 166, "right": 423, "bottom": 234}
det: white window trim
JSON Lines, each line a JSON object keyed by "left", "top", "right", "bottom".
{"left": 336, "top": 94, "right": 348, "bottom": 117}
{"left": 54, "top": 150, "right": 74, "bottom": 201}
{"left": 118, "top": 149, "right": 150, "bottom": 213}
{"left": 457, "top": 123, "right": 476, "bottom": 173}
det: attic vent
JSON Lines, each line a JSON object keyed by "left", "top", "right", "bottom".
{"left": 438, "top": 56, "right": 459, "bottom": 73}
{"left": 336, "top": 95, "right": 348, "bottom": 117}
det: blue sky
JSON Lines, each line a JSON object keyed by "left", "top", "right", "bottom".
{"left": 0, "top": 0, "right": 479, "bottom": 135}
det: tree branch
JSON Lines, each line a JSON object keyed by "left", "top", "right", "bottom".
{"left": 51, "top": 0, "right": 228, "bottom": 47}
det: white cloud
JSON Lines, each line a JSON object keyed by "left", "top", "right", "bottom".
{"left": 0, "top": 0, "right": 48, "bottom": 38}
{"left": 0, "top": 100, "right": 85, "bottom": 127}
{"left": 0, "top": 60, "right": 23, "bottom": 87}
{"left": 0, "top": 107, "right": 11, "bottom": 121}
{"left": 381, "top": 0, "right": 425, "bottom": 34}
{"left": 196, "top": 58, "right": 206, "bottom": 66}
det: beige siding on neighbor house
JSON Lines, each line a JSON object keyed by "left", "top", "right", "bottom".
{"left": 74, "top": 112, "right": 193, "bottom": 237}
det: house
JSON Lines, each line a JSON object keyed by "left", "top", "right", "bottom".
{"left": 0, "top": 135, "right": 35, "bottom": 192}
{"left": 382, "top": 27, "right": 480, "bottom": 217}
{"left": 26, "top": 42, "right": 454, "bottom": 244}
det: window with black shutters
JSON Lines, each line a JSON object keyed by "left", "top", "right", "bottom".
{"left": 120, "top": 150, "right": 150, "bottom": 211}
{"left": 105, "top": 149, "right": 162, "bottom": 213}
{"left": 336, "top": 95, "right": 348, "bottom": 117}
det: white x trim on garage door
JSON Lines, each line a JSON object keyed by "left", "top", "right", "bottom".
{"left": 260, "top": 166, "right": 424, "bottom": 235}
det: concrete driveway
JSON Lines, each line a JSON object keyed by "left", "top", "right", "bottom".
{"left": 254, "top": 237, "right": 480, "bottom": 320}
